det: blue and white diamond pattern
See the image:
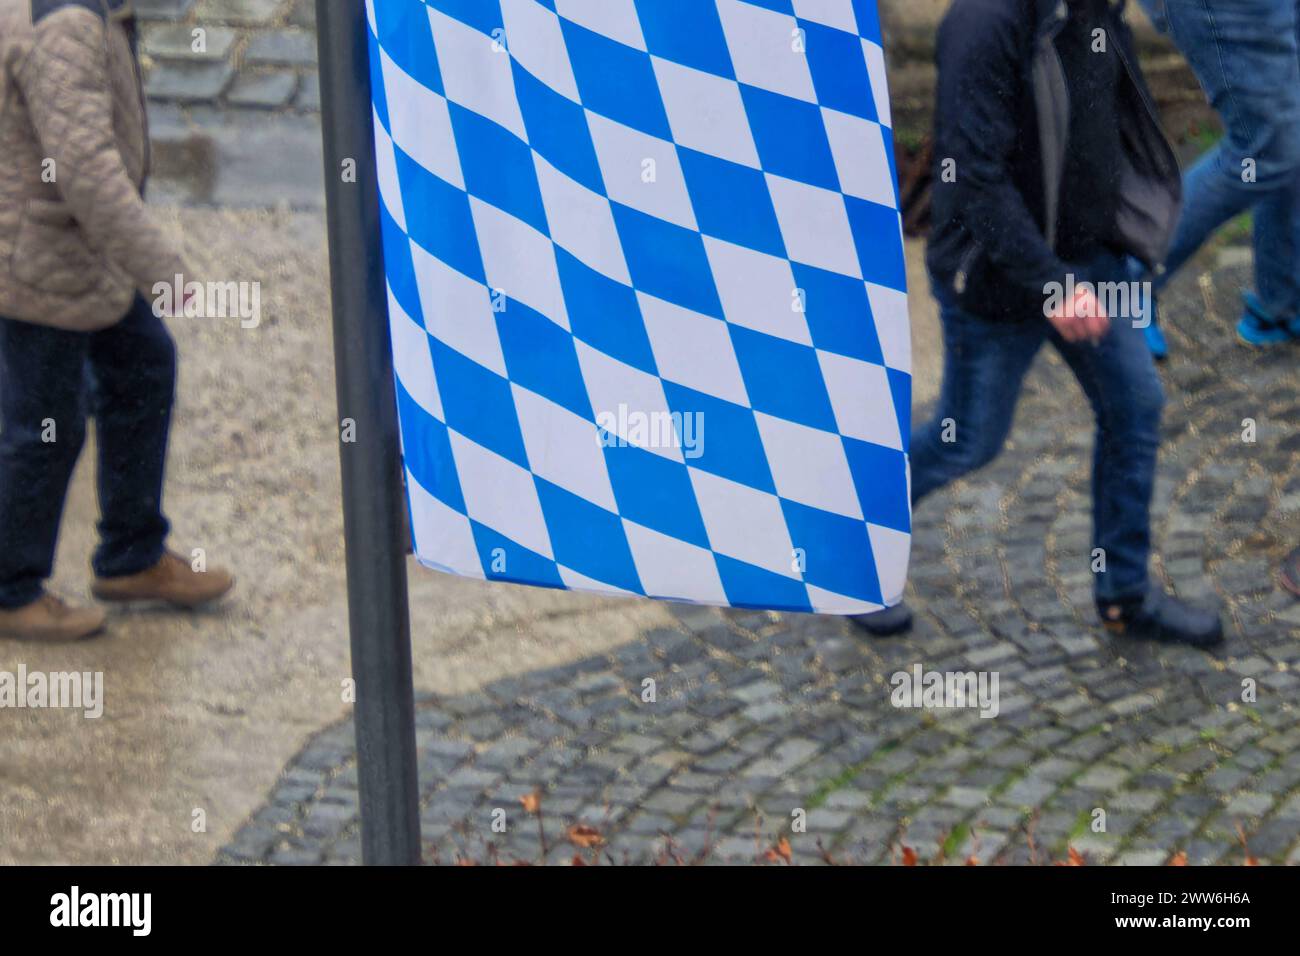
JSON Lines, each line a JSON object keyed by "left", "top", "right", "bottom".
{"left": 368, "top": 0, "right": 912, "bottom": 614}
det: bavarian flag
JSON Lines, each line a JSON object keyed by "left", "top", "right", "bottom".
{"left": 367, "top": 0, "right": 912, "bottom": 614}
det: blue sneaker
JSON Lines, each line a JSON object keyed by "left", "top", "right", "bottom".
{"left": 1237, "top": 292, "right": 1300, "bottom": 347}
{"left": 1131, "top": 266, "right": 1167, "bottom": 360}
{"left": 1142, "top": 318, "right": 1168, "bottom": 361}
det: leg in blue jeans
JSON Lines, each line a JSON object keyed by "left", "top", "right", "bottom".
{"left": 1158, "top": 0, "right": 1300, "bottom": 323}
{"left": 0, "top": 320, "right": 89, "bottom": 608}
{"left": 0, "top": 295, "right": 175, "bottom": 608}
{"left": 913, "top": 259, "right": 1164, "bottom": 602}
{"left": 910, "top": 304, "right": 1046, "bottom": 504}
{"left": 87, "top": 295, "right": 177, "bottom": 578}
{"left": 1050, "top": 304, "right": 1166, "bottom": 602}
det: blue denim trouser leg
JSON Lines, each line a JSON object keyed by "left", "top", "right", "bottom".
{"left": 1157, "top": 0, "right": 1300, "bottom": 319}
{"left": 0, "top": 295, "right": 176, "bottom": 608}
{"left": 913, "top": 256, "right": 1166, "bottom": 602}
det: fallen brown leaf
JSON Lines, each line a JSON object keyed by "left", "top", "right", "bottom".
{"left": 764, "top": 836, "right": 793, "bottom": 865}
{"left": 568, "top": 824, "right": 605, "bottom": 849}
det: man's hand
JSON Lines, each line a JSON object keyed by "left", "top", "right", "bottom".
{"left": 1048, "top": 287, "right": 1109, "bottom": 344}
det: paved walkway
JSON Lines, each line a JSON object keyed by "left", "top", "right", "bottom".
{"left": 220, "top": 254, "right": 1300, "bottom": 866}
{"left": 0, "top": 206, "right": 678, "bottom": 865}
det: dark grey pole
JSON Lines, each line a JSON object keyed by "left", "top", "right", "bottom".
{"left": 315, "top": 0, "right": 421, "bottom": 866}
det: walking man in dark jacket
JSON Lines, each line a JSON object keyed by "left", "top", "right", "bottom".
{"left": 853, "top": 0, "right": 1223, "bottom": 646}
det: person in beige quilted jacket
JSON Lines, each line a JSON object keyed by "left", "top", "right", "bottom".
{"left": 0, "top": 0, "right": 233, "bottom": 643}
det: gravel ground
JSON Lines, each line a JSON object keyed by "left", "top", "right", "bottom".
{"left": 0, "top": 206, "right": 679, "bottom": 865}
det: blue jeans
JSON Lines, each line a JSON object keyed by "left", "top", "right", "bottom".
{"left": 1141, "top": 0, "right": 1300, "bottom": 319}
{"left": 914, "top": 255, "right": 1166, "bottom": 602}
{"left": 0, "top": 295, "right": 175, "bottom": 608}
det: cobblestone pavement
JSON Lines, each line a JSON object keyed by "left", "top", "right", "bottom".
{"left": 136, "top": 0, "right": 326, "bottom": 207}
{"left": 139, "top": 0, "right": 318, "bottom": 113}
{"left": 218, "top": 252, "right": 1300, "bottom": 866}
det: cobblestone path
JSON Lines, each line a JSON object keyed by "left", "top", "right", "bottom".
{"left": 220, "top": 257, "right": 1300, "bottom": 865}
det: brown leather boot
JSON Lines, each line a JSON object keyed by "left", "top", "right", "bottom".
{"left": 0, "top": 593, "right": 107, "bottom": 643}
{"left": 92, "top": 550, "right": 235, "bottom": 609}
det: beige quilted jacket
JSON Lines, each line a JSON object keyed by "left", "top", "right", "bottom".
{"left": 0, "top": 0, "right": 188, "bottom": 331}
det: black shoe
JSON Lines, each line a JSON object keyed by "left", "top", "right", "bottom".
{"left": 849, "top": 602, "right": 913, "bottom": 638}
{"left": 1281, "top": 546, "right": 1300, "bottom": 598}
{"left": 1098, "top": 591, "right": 1224, "bottom": 649}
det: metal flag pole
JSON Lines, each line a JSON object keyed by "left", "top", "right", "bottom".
{"left": 315, "top": 0, "right": 421, "bottom": 865}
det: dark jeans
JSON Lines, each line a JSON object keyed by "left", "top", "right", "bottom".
{"left": 1141, "top": 0, "right": 1300, "bottom": 318}
{"left": 0, "top": 294, "right": 175, "bottom": 609}
{"left": 913, "top": 255, "right": 1165, "bottom": 603}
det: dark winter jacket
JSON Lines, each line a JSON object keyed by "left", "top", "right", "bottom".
{"left": 926, "top": 0, "right": 1181, "bottom": 320}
